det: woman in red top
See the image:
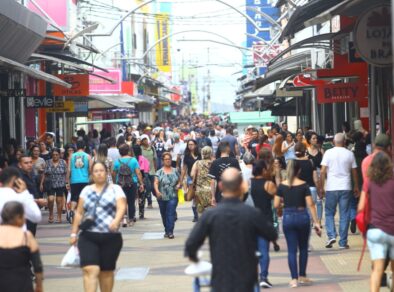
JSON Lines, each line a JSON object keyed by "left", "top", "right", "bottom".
{"left": 256, "top": 135, "right": 271, "bottom": 159}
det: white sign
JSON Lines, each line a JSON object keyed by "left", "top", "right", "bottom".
{"left": 354, "top": 4, "right": 392, "bottom": 66}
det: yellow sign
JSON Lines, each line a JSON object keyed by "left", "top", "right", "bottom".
{"left": 47, "top": 101, "right": 75, "bottom": 113}
{"left": 155, "top": 13, "right": 171, "bottom": 72}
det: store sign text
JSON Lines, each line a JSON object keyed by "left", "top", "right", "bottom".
{"left": 317, "top": 83, "right": 367, "bottom": 104}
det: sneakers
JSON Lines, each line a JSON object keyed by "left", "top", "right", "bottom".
{"left": 339, "top": 244, "right": 350, "bottom": 250}
{"left": 325, "top": 238, "right": 336, "bottom": 248}
{"left": 350, "top": 219, "right": 357, "bottom": 234}
{"left": 260, "top": 278, "right": 273, "bottom": 288}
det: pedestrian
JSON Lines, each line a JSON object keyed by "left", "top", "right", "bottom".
{"left": 31, "top": 145, "right": 46, "bottom": 178}
{"left": 282, "top": 132, "right": 296, "bottom": 164}
{"left": 247, "top": 128, "right": 259, "bottom": 158}
{"left": 320, "top": 133, "right": 359, "bottom": 249}
{"left": 40, "top": 148, "right": 68, "bottom": 224}
{"left": 256, "top": 135, "right": 271, "bottom": 158}
{"left": 94, "top": 143, "right": 114, "bottom": 183}
{"left": 190, "top": 146, "right": 213, "bottom": 214}
{"left": 221, "top": 127, "right": 240, "bottom": 158}
{"left": 358, "top": 152, "right": 394, "bottom": 292}
{"left": 133, "top": 144, "right": 151, "bottom": 219}
{"left": 141, "top": 134, "right": 157, "bottom": 208}
{"left": 240, "top": 151, "right": 255, "bottom": 186}
{"left": 250, "top": 160, "right": 277, "bottom": 288}
{"left": 185, "top": 168, "right": 278, "bottom": 292}
{"left": 39, "top": 141, "right": 51, "bottom": 161}
{"left": 208, "top": 129, "right": 220, "bottom": 154}
{"left": 64, "top": 143, "right": 76, "bottom": 165}
{"left": 274, "top": 160, "right": 322, "bottom": 288}
{"left": 208, "top": 141, "right": 241, "bottom": 205}
{"left": 113, "top": 144, "right": 144, "bottom": 226}
{"left": 68, "top": 140, "right": 92, "bottom": 222}
{"left": 152, "top": 130, "right": 166, "bottom": 170}
{"left": 272, "top": 134, "right": 284, "bottom": 161}
{"left": 166, "top": 133, "right": 185, "bottom": 169}
{"left": 70, "top": 161, "right": 126, "bottom": 292}
{"left": 107, "top": 137, "right": 121, "bottom": 162}
{"left": 180, "top": 139, "right": 201, "bottom": 222}
{"left": 154, "top": 152, "right": 181, "bottom": 239}
{"left": 0, "top": 201, "right": 44, "bottom": 292}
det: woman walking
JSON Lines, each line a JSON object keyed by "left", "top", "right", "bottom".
{"left": 180, "top": 139, "right": 201, "bottom": 222}
{"left": 274, "top": 160, "right": 321, "bottom": 288}
{"left": 153, "top": 130, "right": 166, "bottom": 170}
{"left": 154, "top": 152, "right": 181, "bottom": 239}
{"left": 0, "top": 201, "right": 43, "bottom": 292}
{"left": 282, "top": 132, "right": 296, "bottom": 164}
{"left": 113, "top": 144, "right": 144, "bottom": 226}
{"left": 39, "top": 141, "right": 51, "bottom": 161}
{"left": 41, "top": 148, "right": 68, "bottom": 223}
{"left": 250, "top": 159, "right": 277, "bottom": 289}
{"left": 94, "top": 144, "right": 114, "bottom": 183}
{"left": 190, "top": 146, "right": 213, "bottom": 214}
{"left": 70, "top": 161, "right": 126, "bottom": 292}
{"left": 358, "top": 152, "right": 394, "bottom": 292}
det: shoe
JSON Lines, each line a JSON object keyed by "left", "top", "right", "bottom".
{"left": 133, "top": 218, "right": 137, "bottom": 222}
{"left": 168, "top": 234, "right": 174, "bottom": 239}
{"left": 325, "top": 238, "right": 336, "bottom": 248}
{"left": 192, "top": 217, "right": 198, "bottom": 223}
{"left": 260, "top": 278, "right": 273, "bottom": 288}
{"left": 139, "top": 215, "right": 145, "bottom": 220}
{"left": 147, "top": 204, "right": 153, "bottom": 209}
{"left": 350, "top": 219, "right": 357, "bottom": 234}
{"left": 289, "top": 280, "right": 298, "bottom": 288}
{"left": 339, "top": 244, "right": 350, "bottom": 249}
{"left": 299, "top": 277, "right": 313, "bottom": 285}
{"left": 69, "top": 211, "right": 74, "bottom": 224}
{"left": 273, "top": 242, "right": 280, "bottom": 252}
{"left": 122, "top": 218, "right": 128, "bottom": 228}
{"left": 164, "top": 233, "right": 169, "bottom": 238}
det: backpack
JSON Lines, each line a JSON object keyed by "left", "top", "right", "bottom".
{"left": 74, "top": 155, "right": 85, "bottom": 169}
{"left": 118, "top": 159, "right": 133, "bottom": 188}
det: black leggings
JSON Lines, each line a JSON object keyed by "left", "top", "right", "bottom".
{"left": 122, "top": 184, "right": 137, "bottom": 219}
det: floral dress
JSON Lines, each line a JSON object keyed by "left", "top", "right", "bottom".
{"left": 194, "top": 160, "right": 212, "bottom": 213}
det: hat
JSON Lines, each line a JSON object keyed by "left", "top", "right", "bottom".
{"left": 246, "top": 125, "right": 254, "bottom": 130}
{"left": 145, "top": 126, "right": 152, "bottom": 131}
{"left": 375, "top": 134, "right": 390, "bottom": 148}
{"left": 140, "top": 134, "right": 150, "bottom": 144}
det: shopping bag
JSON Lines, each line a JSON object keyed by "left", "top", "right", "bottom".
{"left": 61, "top": 246, "right": 80, "bottom": 267}
{"left": 178, "top": 188, "right": 185, "bottom": 204}
{"left": 66, "top": 191, "right": 71, "bottom": 204}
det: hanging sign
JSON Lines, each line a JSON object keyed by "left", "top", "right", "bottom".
{"left": 26, "top": 96, "right": 55, "bottom": 108}
{"left": 47, "top": 101, "right": 75, "bottom": 112}
{"left": 354, "top": 4, "right": 392, "bottom": 66}
{"left": 316, "top": 83, "right": 367, "bottom": 104}
{"left": 53, "top": 74, "right": 89, "bottom": 96}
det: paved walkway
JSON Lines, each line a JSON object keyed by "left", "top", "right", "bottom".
{"left": 37, "top": 200, "right": 373, "bottom": 291}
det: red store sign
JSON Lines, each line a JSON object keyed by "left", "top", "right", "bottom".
{"left": 316, "top": 83, "right": 367, "bottom": 104}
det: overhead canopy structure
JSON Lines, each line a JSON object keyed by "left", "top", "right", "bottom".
{"left": 75, "top": 118, "right": 133, "bottom": 126}
{"left": 270, "top": 98, "right": 297, "bottom": 116}
{"left": 0, "top": 55, "right": 71, "bottom": 88}
{"left": 88, "top": 94, "right": 135, "bottom": 110}
{"left": 228, "top": 111, "right": 277, "bottom": 125}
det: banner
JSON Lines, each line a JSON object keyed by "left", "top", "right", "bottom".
{"left": 155, "top": 13, "right": 171, "bottom": 72}
{"left": 316, "top": 83, "right": 368, "bottom": 104}
{"left": 53, "top": 74, "right": 89, "bottom": 96}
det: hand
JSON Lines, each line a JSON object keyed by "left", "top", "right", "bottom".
{"left": 211, "top": 197, "right": 217, "bottom": 207}
{"left": 157, "top": 192, "right": 162, "bottom": 200}
{"left": 314, "top": 225, "right": 322, "bottom": 237}
{"left": 353, "top": 188, "right": 360, "bottom": 198}
{"left": 39, "top": 184, "right": 44, "bottom": 193}
{"left": 139, "top": 184, "right": 145, "bottom": 192}
{"left": 109, "top": 220, "right": 120, "bottom": 232}
{"left": 176, "top": 183, "right": 182, "bottom": 190}
{"left": 13, "top": 178, "right": 27, "bottom": 193}
{"left": 35, "top": 284, "right": 43, "bottom": 292}
{"left": 35, "top": 199, "right": 47, "bottom": 207}
{"left": 69, "top": 236, "right": 77, "bottom": 245}
{"left": 66, "top": 183, "right": 70, "bottom": 191}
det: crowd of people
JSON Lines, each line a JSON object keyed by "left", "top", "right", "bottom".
{"left": 0, "top": 114, "right": 392, "bottom": 292}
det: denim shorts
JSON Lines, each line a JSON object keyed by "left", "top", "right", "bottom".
{"left": 367, "top": 228, "right": 394, "bottom": 260}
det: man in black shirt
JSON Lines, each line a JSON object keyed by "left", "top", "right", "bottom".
{"left": 247, "top": 128, "right": 259, "bottom": 158}
{"left": 208, "top": 141, "right": 240, "bottom": 204}
{"left": 185, "top": 168, "right": 278, "bottom": 292}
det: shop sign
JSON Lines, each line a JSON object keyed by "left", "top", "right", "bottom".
{"left": 316, "top": 83, "right": 367, "bottom": 104}
{"left": 53, "top": 74, "right": 89, "bottom": 96}
{"left": 354, "top": 4, "right": 392, "bottom": 66}
{"left": 89, "top": 70, "right": 121, "bottom": 94}
{"left": 0, "top": 89, "right": 26, "bottom": 97}
{"left": 26, "top": 96, "right": 55, "bottom": 108}
{"left": 47, "top": 101, "right": 75, "bottom": 112}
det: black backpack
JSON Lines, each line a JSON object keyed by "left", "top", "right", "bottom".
{"left": 118, "top": 159, "right": 133, "bottom": 188}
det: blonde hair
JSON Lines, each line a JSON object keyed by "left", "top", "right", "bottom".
{"left": 201, "top": 146, "right": 213, "bottom": 160}
{"left": 285, "top": 160, "right": 301, "bottom": 187}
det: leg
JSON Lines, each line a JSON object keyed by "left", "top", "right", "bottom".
{"left": 147, "top": 175, "right": 154, "bottom": 205}
{"left": 257, "top": 237, "right": 270, "bottom": 280}
{"left": 56, "top": 194, "right": 64, "bottom": 222}
{"left": 98, "top": 271, "right": 114, "bottom": 292}
{"left": 192, "top": 197, "right": 198, "bottom": 222}
{"left": 128, "top": 184, "right": 137, "bottom": 220}
{"left": 283, "top": 214, "right": 299, "bottom": 280}
{"left": 138, "top": 188, "right": 145, "bottom": 219}
{"left": 48, "top": 195, "right": 55, "bottom": 222}
{"left": 370, "top": 260, "right": 386, "bottom": 292}
{"left": 158, "top": 200, "right": 168, "bottom": 234}
{"left": 297, "top": 213, "right": 311, "bottom": 277}
{"left": 82, "top": 265, "right": 100, "bottom": 292}
{"left": 338, "top": 191, "right": 352, "bottom": 247}
{"left": 166, "top": 197, "right": 178, "bottom": 235}
{"left": 324, "top": 191, "right": 338, "bottom": 241}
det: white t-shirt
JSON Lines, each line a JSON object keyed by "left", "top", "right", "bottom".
{"left": 108, "top": 148, "right": 121, "bottom": 162}
{"left": 321, "top": 147, "right": 357, "bottom": 191}
{"left": 240, "top": 162, "right": 253, "bottom": 187}
{"left": 171, "top": 141, "right": 186, "bottom": 162}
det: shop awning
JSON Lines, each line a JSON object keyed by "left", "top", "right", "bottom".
{"left": 75, "top": 118, "right": 133, "bottom": 126}
{"left": 280, "top": 0, "right": 344, "bottom": 41}
{"left": 134, "top": 95, "right": 155, "bottom": 105}
{"left": 243, "top": 85, "right": 275, "bottom": 100}
{"left": 255, "top": 67, "right": 305, "bottom": 90}
{"left": 0, "top": 0, "right": 47, "bottom": 63}
{"left": 0, "top": 55, "right": 71, "bottom": 88}
{"left": 228, "top": 111, "right": 276, "bottom": 125}
{"left": 88, "top": 94, "right": 135, "bottom": 110}
{"left": 270, "top": 98, "right": 296, "bottom": 116}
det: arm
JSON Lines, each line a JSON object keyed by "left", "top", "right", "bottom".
{"left": 320, "top": 165, "right": 327, "bottom": 195}
{"left": 40, "top": 173, "right": 46, "bottom": 193}
{"left": 358, "top": 190, "right": 367, "bottom": 213}
{"left": 312, "top": 170, "right": 320, "bottom": 192}
{"left": 154, "top": 177, "right": 161, "bottom": 199}
{"left": 27, "top": 232, "right": 43, "bottom": 292}
{"left": 135, "top": 168, "right": 145, "bottom": 192}
{"left": 352, "top": 168, "right": 359, "bottom": 197}
{"left": 180, "top": 163, "right": 188, "bottom": 186}
{"left": 69, "top": 197, "right": 85, "bottom": 245}
{"left": 184, "top": 214, "right": 209, "bottom": 262}
{"left": 210, "top": 179, "right": 217, "bottom": 206}
{"left": 88, "top": 155, "right": 93, "bottom": 173}
{"left": 264, "top": 181, "right": 277, "bottom": 197}
{"left": 306, "top": 196, "right": 319, "bottom": 226}
{"left": 273, "top": 195, "right": 281, "bottom": 209}
{"left": 234, "top": 143, "right": 240, "bottom": 157}
{"left": 19, "top": 190, "right": 42, "bottom": 223}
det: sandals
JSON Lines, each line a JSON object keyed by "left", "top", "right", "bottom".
{"left": 289, "top": 280, "right": 298, "bottom": 288}
{"left": 298, "top": 277, "right": 313, "bottom": 285}
{"left": 48, "top": 217, "right": 54, "bottom": 224}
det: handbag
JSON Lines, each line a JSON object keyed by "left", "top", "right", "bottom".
{"left": 79, "top": 183, "right": 108, "bottom": 231}
{"left": 355, "top": 192, "right": 370, "bottom": 271}
{"left": 186, "top": 163, "right": 198, "bottom": 202}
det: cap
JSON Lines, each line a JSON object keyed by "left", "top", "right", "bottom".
{"left": 140, "top": 134, "right": 150, "bottom": 144}
{"left": 145, "top": 126, "right": 152, "bottom": 131}
{"left": 246, "top": 125, "right": 254, "bottom": 129}
{"left": 375, "top": 134, "right": 390, "bottom": 148}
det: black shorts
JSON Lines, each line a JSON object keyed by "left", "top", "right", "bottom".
{"left": 78, "top": 231, "right": 123, "bottom": 271}
{"left": 70, "top": 183, "right": 88, "bottom": 202}
{"left": 49, "top": 187, "right": 67, "bottom": 197}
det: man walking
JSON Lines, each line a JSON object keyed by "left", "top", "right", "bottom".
{"left": 185, "top": 168, "right": 278, "bottom": 292}
{"left": 321, "top": 133, "right": 359, "bottom": 249}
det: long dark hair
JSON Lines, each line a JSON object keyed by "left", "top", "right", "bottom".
{"left": 184, "top": 139, "right": 200, "bottom": 158}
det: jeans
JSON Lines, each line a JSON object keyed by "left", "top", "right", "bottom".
{"left": 349, "top": 196, "right": 359, "bottom": 221}
{"left": 257, "top": 237, "right": 270, "bottom": 280}
{"left": 282, "top": 208, "right": 310, "bottom": 279}
{"left": 158, "top": 197, "right": 178, "bottom": 235}
{"left": 325, "top": 190, "right": 352, "bottom": 247}
{"left": 310, "top": 187, "right": 323, "bottom": 220}
{"left": 122, "top": 184, "right": 137, "bottom": 219}
{"left": 147, "top": 174, "right": 155, "bottom": 205}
